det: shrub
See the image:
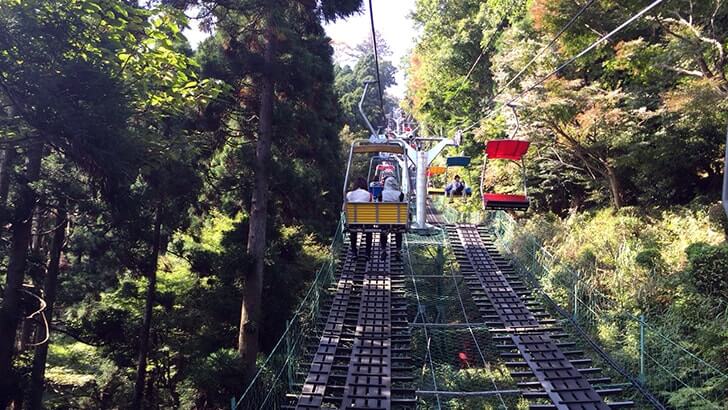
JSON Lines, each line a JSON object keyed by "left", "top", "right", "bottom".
{"left": 685, "top": 243, "right": 728, "bottom": 303}
{"left": 635, "top": 247, "right": 662, "bottom": 271}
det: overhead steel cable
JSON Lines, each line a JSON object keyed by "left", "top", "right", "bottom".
{"left": 457, "top": 0, "right": 666, "bottom": 135}
{"left": 450, "top": 0, "right": 583, "bottom": 131}
{"left": 488, "top": 0, "right": 598, "bottom": 105}
{"left": 368, "top": 0, "right": 385, "bottom": 122}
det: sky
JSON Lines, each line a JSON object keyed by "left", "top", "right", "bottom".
{"left": 323, "top": 0, "right": 418, "bottom": 99}
{"left": 182, "top": 0, "right": 418, "bottom": 99}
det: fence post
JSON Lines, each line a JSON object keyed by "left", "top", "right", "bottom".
{"left": 231, "top": 397, "right": 237, "bottom": 410}
{"left": 313, "top": 278, "right": 320, "bottom": 319}
{"left": 639, "top": 314, "right": 646, "bottom": 384}
{"left": 573, "top": 281, "right": 579, "bottom": 322}
{"left": 285, "top": 319, "right": 294, "bottom": 388}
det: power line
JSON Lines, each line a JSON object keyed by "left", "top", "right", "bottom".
{"left": 454, "top": 15, "right": 509, "bottom": 94}
{"left": 368, "top": 0, "right": 385, "bottom": 121}
{"left": 458, "top": 0, "right": 666, "bottom": 134}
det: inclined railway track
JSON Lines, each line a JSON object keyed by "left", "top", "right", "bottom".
{"left": 424, "top": 200, "right": 446, "bottom": 225}
{"left": 289, "top": 234, "right": 415, "bottom": 409}
{"left": 286, "top": 202, "right": 646, "bottom": 409}
{"left": 445, "top": 224, "right": 636, "bottom": 409}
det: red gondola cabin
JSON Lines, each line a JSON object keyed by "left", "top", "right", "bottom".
{"left": 481, "top": 139, "right": 530, "bottom": 210}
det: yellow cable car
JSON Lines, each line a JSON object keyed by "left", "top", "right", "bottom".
{"left": 342, "top": 140, "right": 411, "bottom": 231}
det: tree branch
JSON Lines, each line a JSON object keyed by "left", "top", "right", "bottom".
{"left": 546, "top": 120, "right": 606, "bottom": 180}
{"left": 49, "top": 324, "right": 104, "bottom": 348}
{"left": 658, "top": 63, "right": 705, "bottom": 77}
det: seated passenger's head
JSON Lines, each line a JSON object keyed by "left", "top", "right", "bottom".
{"left": 354, "top": 177, "right": 368, "bottom": 190}
{"left": 384, "top": 176, "right": 399, "bottom": 190}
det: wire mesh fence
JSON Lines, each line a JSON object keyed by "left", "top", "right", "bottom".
{"left": 403, "top": 237, "right": 526, "bottom": 410}
{"left": 233, "top": 216, "right": 344, "bottom": 410}
{"left": 406, "top": 228, "right": 447, "bottom": 246}
{"left": 489, "top": 211, "right": 728, "bottom": 409}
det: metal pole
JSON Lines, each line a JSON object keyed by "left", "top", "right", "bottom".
{"left": 416, "top": 389, "right": 521, "bottom": 397}
{"left": 722, "top": 123, "right": 728, "bottom": 218}
{"left": 639, "top": 314, "right": 645, "bottom": 384}
{"left": 480, "top": 156, "right": 487, "bottom": 211}
{"left": 416, "top": 150, "right": 427, "bottom": 229}
{"left": 285, "top": 319, "right": 293, "bottom": 388}
{"left": 573, "top": 281, "right": 579, "bottom": 322}
{"left": 358, "top": 82, "right": 378, "bottom": 138}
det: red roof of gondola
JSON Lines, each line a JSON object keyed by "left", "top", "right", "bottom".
{"left": 485, "top": 139, "right": 530, "bottom": 161}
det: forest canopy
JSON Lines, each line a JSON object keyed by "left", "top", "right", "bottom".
{"left": 0, "top": 0, "right": 727, "bottom": 408}
{"left": 0, "top": 0, "right": 368, "bottom": 407}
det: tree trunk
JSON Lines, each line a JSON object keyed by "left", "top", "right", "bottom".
{"left": 0, "top": 106, "right": 18, "bottom": 230}
{"left": 238, "top": 25, "right": 275, "bottom": 382}
{"left": 0, "top": 141, "right": 43, "bottom": 408}
{"left": 0, "top": 148, "right": 16, "bottom": 209}
{"left": 16, "top": 313, "right": 35, "bottom": 353}
{"left": 131, "top": 205, "right": 163, "bottom": 410}
{"left": 605, "top": 165, "right": 623, "bottom": 209}
{"left": 28, "top": 202, "right": 67, "bottom": 410}
{"left": 30, "top": 207, "right": 45, "bottom": 253}
{"left": 15, "top": 205, "right": 48, "bottom": 355}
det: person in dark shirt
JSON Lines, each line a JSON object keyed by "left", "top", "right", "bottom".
{"left": 445, "top": 175, "right": 465, "bottom": 198}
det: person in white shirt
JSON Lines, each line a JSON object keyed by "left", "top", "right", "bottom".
{"left": 346, "top": 177, "right": 372, "bottom": 257}
{"left": 377, "top": 176, "right": 404, "bottom": 259}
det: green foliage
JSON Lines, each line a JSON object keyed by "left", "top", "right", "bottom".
{"left": 334, "top": 37, "right": 398, "bottom": 136}
{"left": 407, "top": 0, "right": 526, "bottom": 129}
{"left": 44, "top": 337, "right": 126, "bottom": 409}
{"left": 685, "top": 243, "right": 728, "bottom": 303}
{"left": 181, "top": 348, "right": 245, "bottom": 409}
{"left": 496, "top": 206, "right": 728, "bottom": 407}
{"left": 505, "top": 205, "right": 728, "bottom": 388}
{"left": 666, "top": 375, "right": 728, "bottom": 410}
{"left": 0, "top": 0, "right": 354, "bottom": 407}
{"left": 409, "top": 0, "right": 728, "bottom": 212}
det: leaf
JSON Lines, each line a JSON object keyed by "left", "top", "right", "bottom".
{"left": 113, "top": 3, "right": 128, "bottom": 18}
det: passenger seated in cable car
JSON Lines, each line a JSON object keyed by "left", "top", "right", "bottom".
{"left": 445, "top": 175, "right": 467, "bottom": 198}
{"left": 346, "top": 177, "right": 372, "bottom": 257}
{"left": 369, "top": 179, "right": 383, "bottom": 198}
{"left": 377, "top": 176, "right": 404, "bottom": 259}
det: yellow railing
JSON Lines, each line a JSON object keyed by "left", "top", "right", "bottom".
{"left": 344, "top": 202, "right": 408, "bottom": 225}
